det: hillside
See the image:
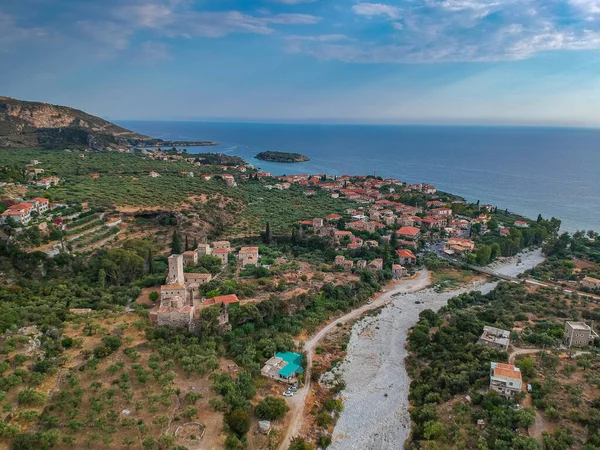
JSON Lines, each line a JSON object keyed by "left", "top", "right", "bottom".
{"left": 0, "top": 96, "right": 217, "bottom": 151}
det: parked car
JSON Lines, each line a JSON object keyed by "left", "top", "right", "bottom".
{"left": 367, "top": 300, "right": 373, "bottom": 305}
{"left": 527, "top": 384, "right": 533, "bottom": 393}
{"left": 283, "top": 390, "right": 294, "bottom": 397}
{"left": 289, "top": 385, "right": 298, "bottom": 392}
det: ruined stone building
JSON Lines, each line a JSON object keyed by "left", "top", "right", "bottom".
{"left": 150, "top": 254, "right": 237, "bottom": 332}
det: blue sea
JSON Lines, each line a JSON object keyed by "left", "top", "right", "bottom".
{"left": 118, "top": 121, "right": 600, "bottom": 233}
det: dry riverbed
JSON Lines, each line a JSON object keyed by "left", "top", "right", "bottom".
{"left": 328, "top": 249, "right": 544, "bottom": 450}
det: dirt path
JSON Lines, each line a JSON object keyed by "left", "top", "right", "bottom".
{"left": 277, "top": 270, "right": 431, "bottom": 450}
{"left": 531, "top": 409, "right": 548, "bottom": 443}
{"left": 508, "top": 347, "right": 544, "bottom": 364}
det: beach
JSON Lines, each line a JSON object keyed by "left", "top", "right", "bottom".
{"left": 329, "top": 249, "right": 544, "bottom": 450}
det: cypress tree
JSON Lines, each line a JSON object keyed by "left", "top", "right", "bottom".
{"left": 185, "top": 235, "right": 189, "bottom": 251}
{"left": 171, "top": 231, "right": 182, "bottom": 254}
{"left": 147, "top": 248, "right": 154, "bottom": 274}
{"left": 263, "top": 222, "right": 272, "bottom": 244}
{"left": 391, "top": 230, "right": 398, "bottom": 248}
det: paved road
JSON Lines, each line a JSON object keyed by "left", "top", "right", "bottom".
{"left": 278, "top": 270, "right": 431, "bottom": 450}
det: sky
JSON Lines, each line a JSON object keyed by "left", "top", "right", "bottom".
{"left": 3, "top": 0, "right": 600, "bottom": 125}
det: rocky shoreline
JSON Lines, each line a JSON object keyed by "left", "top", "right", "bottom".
{"left": 329, "top": 249, "right": 545, "bottom": 450}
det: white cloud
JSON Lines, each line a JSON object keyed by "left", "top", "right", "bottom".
{"left": 289, "top": 0, "right": 600, "bottom": 63}
{"left": 287, "top": 34, "right": 351, "bottom": 41}
{"left": 352, "top": 3, "right": 401, "bottom": 18}
{"left": 77, "top": 2, "right": 321, "bottom": 49}
{"left": 0, "top": 13, "right": 48, "bottom": 52}
{"left": 569, "top": 0, "right": 600, "bottom": 15}
{"left": 269, "top": 0, "right": 317, "bottom": 3}
{"left": 285, "top": 34, "right": 351, "bottom": 52}
{"left": 77, "top": 20, "right": 133, "bottom": 50}
{"left": 114, "top": 4, "right": 175, "bottom": 28}
{"left": 165, "top": 11, "right": 320, "bottom": 38}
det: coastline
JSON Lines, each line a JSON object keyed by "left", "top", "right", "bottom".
{"left": 328, "top": 249, "right": 544, "bottom": 450}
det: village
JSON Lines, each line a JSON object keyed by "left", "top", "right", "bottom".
{"left": 2, "top": 148, "right": 600, "bottom": 450}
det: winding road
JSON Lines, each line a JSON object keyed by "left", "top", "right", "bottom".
{"left": 278, "top": 270, "right": 432, "bottom": 450}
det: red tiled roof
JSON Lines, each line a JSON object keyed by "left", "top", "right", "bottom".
{"left": 396, "top": 226, "right": 420, "bottom": 237}
{"left": 493, "top": 363, "right": 522, "bottom": 381}
{"left": 396, "top": 249, "right": 416, "bottom": 259}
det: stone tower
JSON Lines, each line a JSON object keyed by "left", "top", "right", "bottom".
{"left": 167, "top": 254, "right": 185, "bottom": 285}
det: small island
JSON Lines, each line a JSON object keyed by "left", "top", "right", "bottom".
{"left": 255, "top": 151, "right": 310, "bottom": 163}
{"left": 141, "top": 140, "right": 218, "bottom": 147}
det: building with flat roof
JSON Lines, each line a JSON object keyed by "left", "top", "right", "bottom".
{"left": 564, "top": 321, "right": 599, "bottom": 347}
{"left": 478, "top": 326, "right": 511, "bottom": 351}
{"left": 489, "top": 362, "right": 522, "bottom": 398}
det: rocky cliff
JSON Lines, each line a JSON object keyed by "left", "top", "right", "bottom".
{"left": 0, "top": 96, "right": 150, "bottom": 151}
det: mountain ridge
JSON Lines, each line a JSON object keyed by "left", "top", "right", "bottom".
{"left": 0, "top": 96, "right": 216, "bottom": 151}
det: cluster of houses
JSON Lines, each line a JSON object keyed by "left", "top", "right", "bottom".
{"left": 298, "top": 195, "right": 468, "bottom": 247}
{"left": 181, "top": 241, "right": 260, "bottom": 268}
{"left": 151, "top": 243, "right": 261, "bottom": 331}
{"left": 331, "top": 248, "right": 415, "bottom": 278}
{"left": 479, "top": 321, "right": 598, "bottom": 398}
{"left": 145, "top": 169, "right": 239, "bottom": 187}
{"left": 36, "top": 176, "right": 60, "bottom": 189}
{"left": 0, "top": 158, "right": 63, "bottom": 224}
{"left": 0, "top": 197, "right": 53, "bottom": 225}
{"left": 138, "top": 149, "right": 249, "bottom": 187}
{"left": 260, "top": 173, "right": 437, "bottom": 201}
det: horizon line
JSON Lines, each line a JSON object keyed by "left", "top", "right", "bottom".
{"left": 111, "top": 118, "right": 600, "bottom": 130}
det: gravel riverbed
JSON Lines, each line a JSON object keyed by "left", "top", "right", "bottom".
{"left": 329, "top": 249, "right": 544, "bottom": 450}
